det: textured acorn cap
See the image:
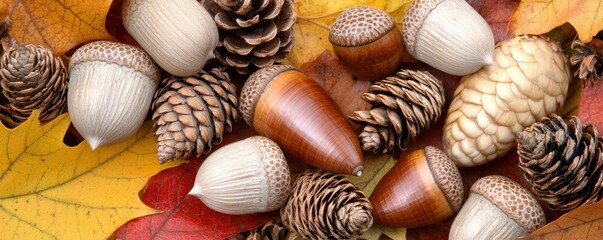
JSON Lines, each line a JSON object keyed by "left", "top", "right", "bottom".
{"left": 402, "top": 0, "right": 444, "bottom": 54}
{"left": 424, "top": 146, "right": 463, "bottom": 212}
{"left": 471, "top": 175, "right": 546, "bottom": 232}
{"left": 329, "top": 6, "right": 396, "bottom": 47}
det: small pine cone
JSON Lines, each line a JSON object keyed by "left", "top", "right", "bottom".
{"left": 201, "top": 0, "right": 296, "bottom": 74}
{"left": 152, "top": 65, "right": 238, "bottom": 163}
{"left": 240, "top": 219, "right": 301, "bottom": 240}
{"left": 443, "top": 35, "right": 571, "bottom": 167}
{"left": 518, "top": 114, "right": 603, "bottom": 211}
{"left": 569, "top": 39, "right": 603, "bottom": 86}
{"left": 349, "top": 69, "right": 445, "bottom": 155}
{"left": 280, "top": 169, "right": 373, "bottom": 239}
{"left": 0, "top": 43, "right": 68, "bottom": 127}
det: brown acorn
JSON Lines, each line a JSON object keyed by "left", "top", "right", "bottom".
{"left": 239, "top": 65, "right": 364, "bottom": 176}
{"left": 369, "top": 146, "right": 463, "bottom": 228}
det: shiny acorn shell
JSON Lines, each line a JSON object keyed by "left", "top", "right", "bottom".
{"left": 369, "top": 146, "right": 463, "bottom": 228}
{"left": 188, "top": 136, "right": 291, "bottom": 215}
{"left": 239, "top": 65, "right": 364, "bottom": 176}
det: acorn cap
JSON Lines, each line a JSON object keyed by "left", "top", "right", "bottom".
{"left": 69, "top": 41, "right": 161, "bottom": 83}
{"left": 252, "top": 136, "right": 291, "bottom": 208}
{"left": 329, "top": 6, "right": 396, "bottom": 47}
{"left": 471, "top": 175, "right": 546, "bottom": 232}
{"left": 424, "top": 146, "right": 463, "bottom": 212}
{"left": 402, "top": 0, "right": 444, "bottom": 54}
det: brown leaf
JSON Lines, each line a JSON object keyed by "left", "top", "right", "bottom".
{"left": 522, "top": 200, "right": 603, "bottom": 239}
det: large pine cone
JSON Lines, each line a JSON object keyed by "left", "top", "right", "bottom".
{"left": 280, "top": 169, "right": 373, "bottom": 239}
{"left": 201, "top": 0, "right": 296, "bottom": 74}
{"left": 518, "top": 114, "right": 603, "bottom": 211}
{"left": 349, "top": 69, "right": 445, "bottom": 155}
{"left": 152, "top": 64, "right": 238, "bottom": 163}
{"left": 0, "top": 43, "right": 68, "bottom": 127}
{"left": 443, "top": 35, "right": 571, "bottom": 167}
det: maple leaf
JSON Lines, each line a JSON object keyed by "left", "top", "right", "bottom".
{"left": 0, "top": 111, "right": 178, "bottom": 239}
{"left": 4, "top": 0, "right": 114, "bottom": 56}
{"left": 522, "top": 200, "right": 603, "bottom": 239}
{"left": 510, "top": 0, "right": 603, "bottom": 42}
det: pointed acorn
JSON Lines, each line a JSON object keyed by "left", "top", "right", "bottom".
{"left": 370, "top": 146, "right": 463, "bottom": 228}
{"left": 239, "top": 65, "right": 364, "bottom": 176}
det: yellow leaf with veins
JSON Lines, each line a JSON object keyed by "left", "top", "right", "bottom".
{"left": 0, "top": 111, "right": 178, "bottom": 239}
{"left": 288, "top": 0, "right": 413, "bottom": 66}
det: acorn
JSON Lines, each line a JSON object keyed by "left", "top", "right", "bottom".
{"left": 68, "top": 41, "right": 160, "bottom": 150}
{"left": 239, "top": 65, "right": 364, "bottom": 176}
{"left": 403, "top": 0, "right": 495, "bottom": 75}
{"left": 369, "top": 146, "right": 463, "bottom": 228}
{"left": 189, "top": 136, "right": 291, "bottom": 215}
{"left": 329, "top": 5, "right": 404, "bottom": 81}
{"left": 449, "top": 175, "right": 546, "bottom": 240}
{"left": 122, "top": 0, "right": 218, "bottom": 76}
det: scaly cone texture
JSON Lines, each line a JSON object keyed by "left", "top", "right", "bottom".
{"left": 280, "top": 169, "right": 373, "bottom": 239}
{"left": 201, "top": 0, "right": 296, "bottom": 74}
{"left": 234, "top": 219, "right": 300, "bottom": 240}
{"left": 570, "top": 39, "right": 603, "bottom": 86}
{"left": 518, "top": 114, "right": 603, "bottom": 211}
{"left": 443, "top": 35, "right": 571, "bottom": 167}
{"left": 349, "top": 70, "right": 445, "bottom": 155}
{"left": 152, "top": 64, "right": 238, "bottom": 163}
{"left": 0, "top": 44, "right": 67, "bottom": 127}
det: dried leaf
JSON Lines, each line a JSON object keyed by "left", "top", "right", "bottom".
{"left": 578, "top": 80, "right": 603, "bottom": 132}
{"left": 522, "top": 200, "right": 603, "bottom": 239}
{"left": 467, "top": 0, "right": 519, "bottom": 43}
{"left": 510, "top": 0, "right": 603, "bottom": 42}
{"left": 0, "top": 111, "right": 178, "bottom": 239}
{"left": 5, "top": 0, "right": 114, "bottom": 56}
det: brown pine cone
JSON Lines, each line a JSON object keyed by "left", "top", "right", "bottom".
{"left": 0, "top": 43, "right": 68, "bottom": 127}
{"left": 152, "top": 64, "right": 238, "bottom": 163}
{"left": 201, "top": 0, "right": 296, "bottom": 74}
{"left": 349, "top": 69, "right": 445, "bottom": 155}
{"left": 232, "top": 219, "right": 301, "bottom": 240}
{"left": 518, "top": 114, "right": 603, "bottom": 211}
{"left": 570, "top": 39, "right": 603, "bottom": 86}
{"left": 280, "top": 169, "right": 373, "bottom": 239}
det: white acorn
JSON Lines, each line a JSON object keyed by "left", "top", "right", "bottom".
{"left": 122, "top": 0, "right": 219, "bottom": 77}
{"left": 403, "top": 0, "right": 495, "bottom": 75}
{"left": 189, "top": 136, "right": 291, "bottom": 215}
{"left": 68, "top": 41, "right": 160, "bottom": 150}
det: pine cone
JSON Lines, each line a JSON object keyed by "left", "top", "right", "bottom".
{"left": 201, "top": 0, "right": 296, "bottom": 74}
{"left": 280, "top": 169, "right": 373, "bottom": 239}
{"left": 518, "top": 114, "right": 603, "bottom": 211}
{"left": 0, "top": 43, "right": 68, "bottom": 127}
{"left": 570, "top": 39, "right": 603, "bottom": 86}
{"left": 235, "top": 219, "right": 301, "bottom": 240}
{"left": 349, "top": 69, "right": 445, "bottom": 155}
{"left": 152, "top": 65, "right": 238, "bottom": 163}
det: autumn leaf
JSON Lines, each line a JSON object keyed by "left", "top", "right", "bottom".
{"left": 5, "top": 0, "right": 114, "bottom": 56}
{"left": 467, "top": 0, "right": 518, "bottom": 43}
{"left": 510, "top": 0, "right": 603, "bottom": 42}
{"left": 522, "top": 200, "right": 603, "bottom": 239}
{"left": 578, "top": 82, "right": 603, "bottom": 131}
{"left": 0, "top": 111, "right": 178, "bottom": 239}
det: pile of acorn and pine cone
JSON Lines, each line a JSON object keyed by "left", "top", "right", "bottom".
{"left": 2, "top": 0, "right": 603, "bottom": 239}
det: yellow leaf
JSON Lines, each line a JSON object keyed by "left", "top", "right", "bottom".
{"left": 510, "top": 0, "right": 603, "bottom": 42}
{"left": 5, "top": 0, "right": 114, "bottom": 56}
{"left": 288, "top": 0, "right": 413, "bottom": 66}
{"left": 0, "top": 111, "right": 178, "bottom": 239}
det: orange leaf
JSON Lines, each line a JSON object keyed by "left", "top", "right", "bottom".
{"left": 5, "top": 0, "right": 114, "bottom": 56}
{"left": 523, "top": 200, "right": 603, "bottom": 239}
{"left": 510, "top": 0, "right": 603, "bottom": 42}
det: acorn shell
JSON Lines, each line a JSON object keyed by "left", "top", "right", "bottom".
{"left": 369, "top": 146, "right": 463, "bottom": 227}
{"left": 239, "top": 65, "right": 364, "bottom": 176}
{"left": 189, "top": 136, "right": 291, "bottom": 215}
{"left": 68, "top": 41, "right": 160, "bottom": 150}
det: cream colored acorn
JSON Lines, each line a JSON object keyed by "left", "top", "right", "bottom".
{"left": 122, "top": 0, "right": 219, "bottom": 76}
{"left": 68, "top": 41, "right": 160, "bottom": 150}
{"left": 403, "top": 0, "right": 495, "bottom": 75}
{"left": 443, "top": 35, "right": 571, "bottom": 167}
{"left": 189, "top": 136, "right": 291, "bottom": 215}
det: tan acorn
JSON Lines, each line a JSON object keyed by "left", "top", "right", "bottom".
{"left": 403, "top": 0, "right": 495, "bottom": 75}
{"left": 443, "top": 35, "right": 571, "bottom": 167}
{"left": 68, "top": 41, "right": 160, "bottom": 150}
{"left": 122, "top": 0, "right": 218, "bottom": 76}
{"left": 370, "top": 146, "right": 463, "bottom": 228}
{"left": 189, "top": 136, "right": 291, "bottom": 215}
{"left": 329, "top": 5, "right": 404, "bottom": 81}
{"left": 239, "top": 65, "right": 364, "bottom": 176}
{"left": 449, "top": 175, "right": 546, "bottom": 240}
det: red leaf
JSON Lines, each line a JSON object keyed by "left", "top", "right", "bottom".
{"left": 467, "top": 0, "right": 519, "bottom": 43}
{"left": 112, "top": 126, "right": 277, "bottom": 239}
{"left": 578, "top": 83, "right": 603, "bottom": 131}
